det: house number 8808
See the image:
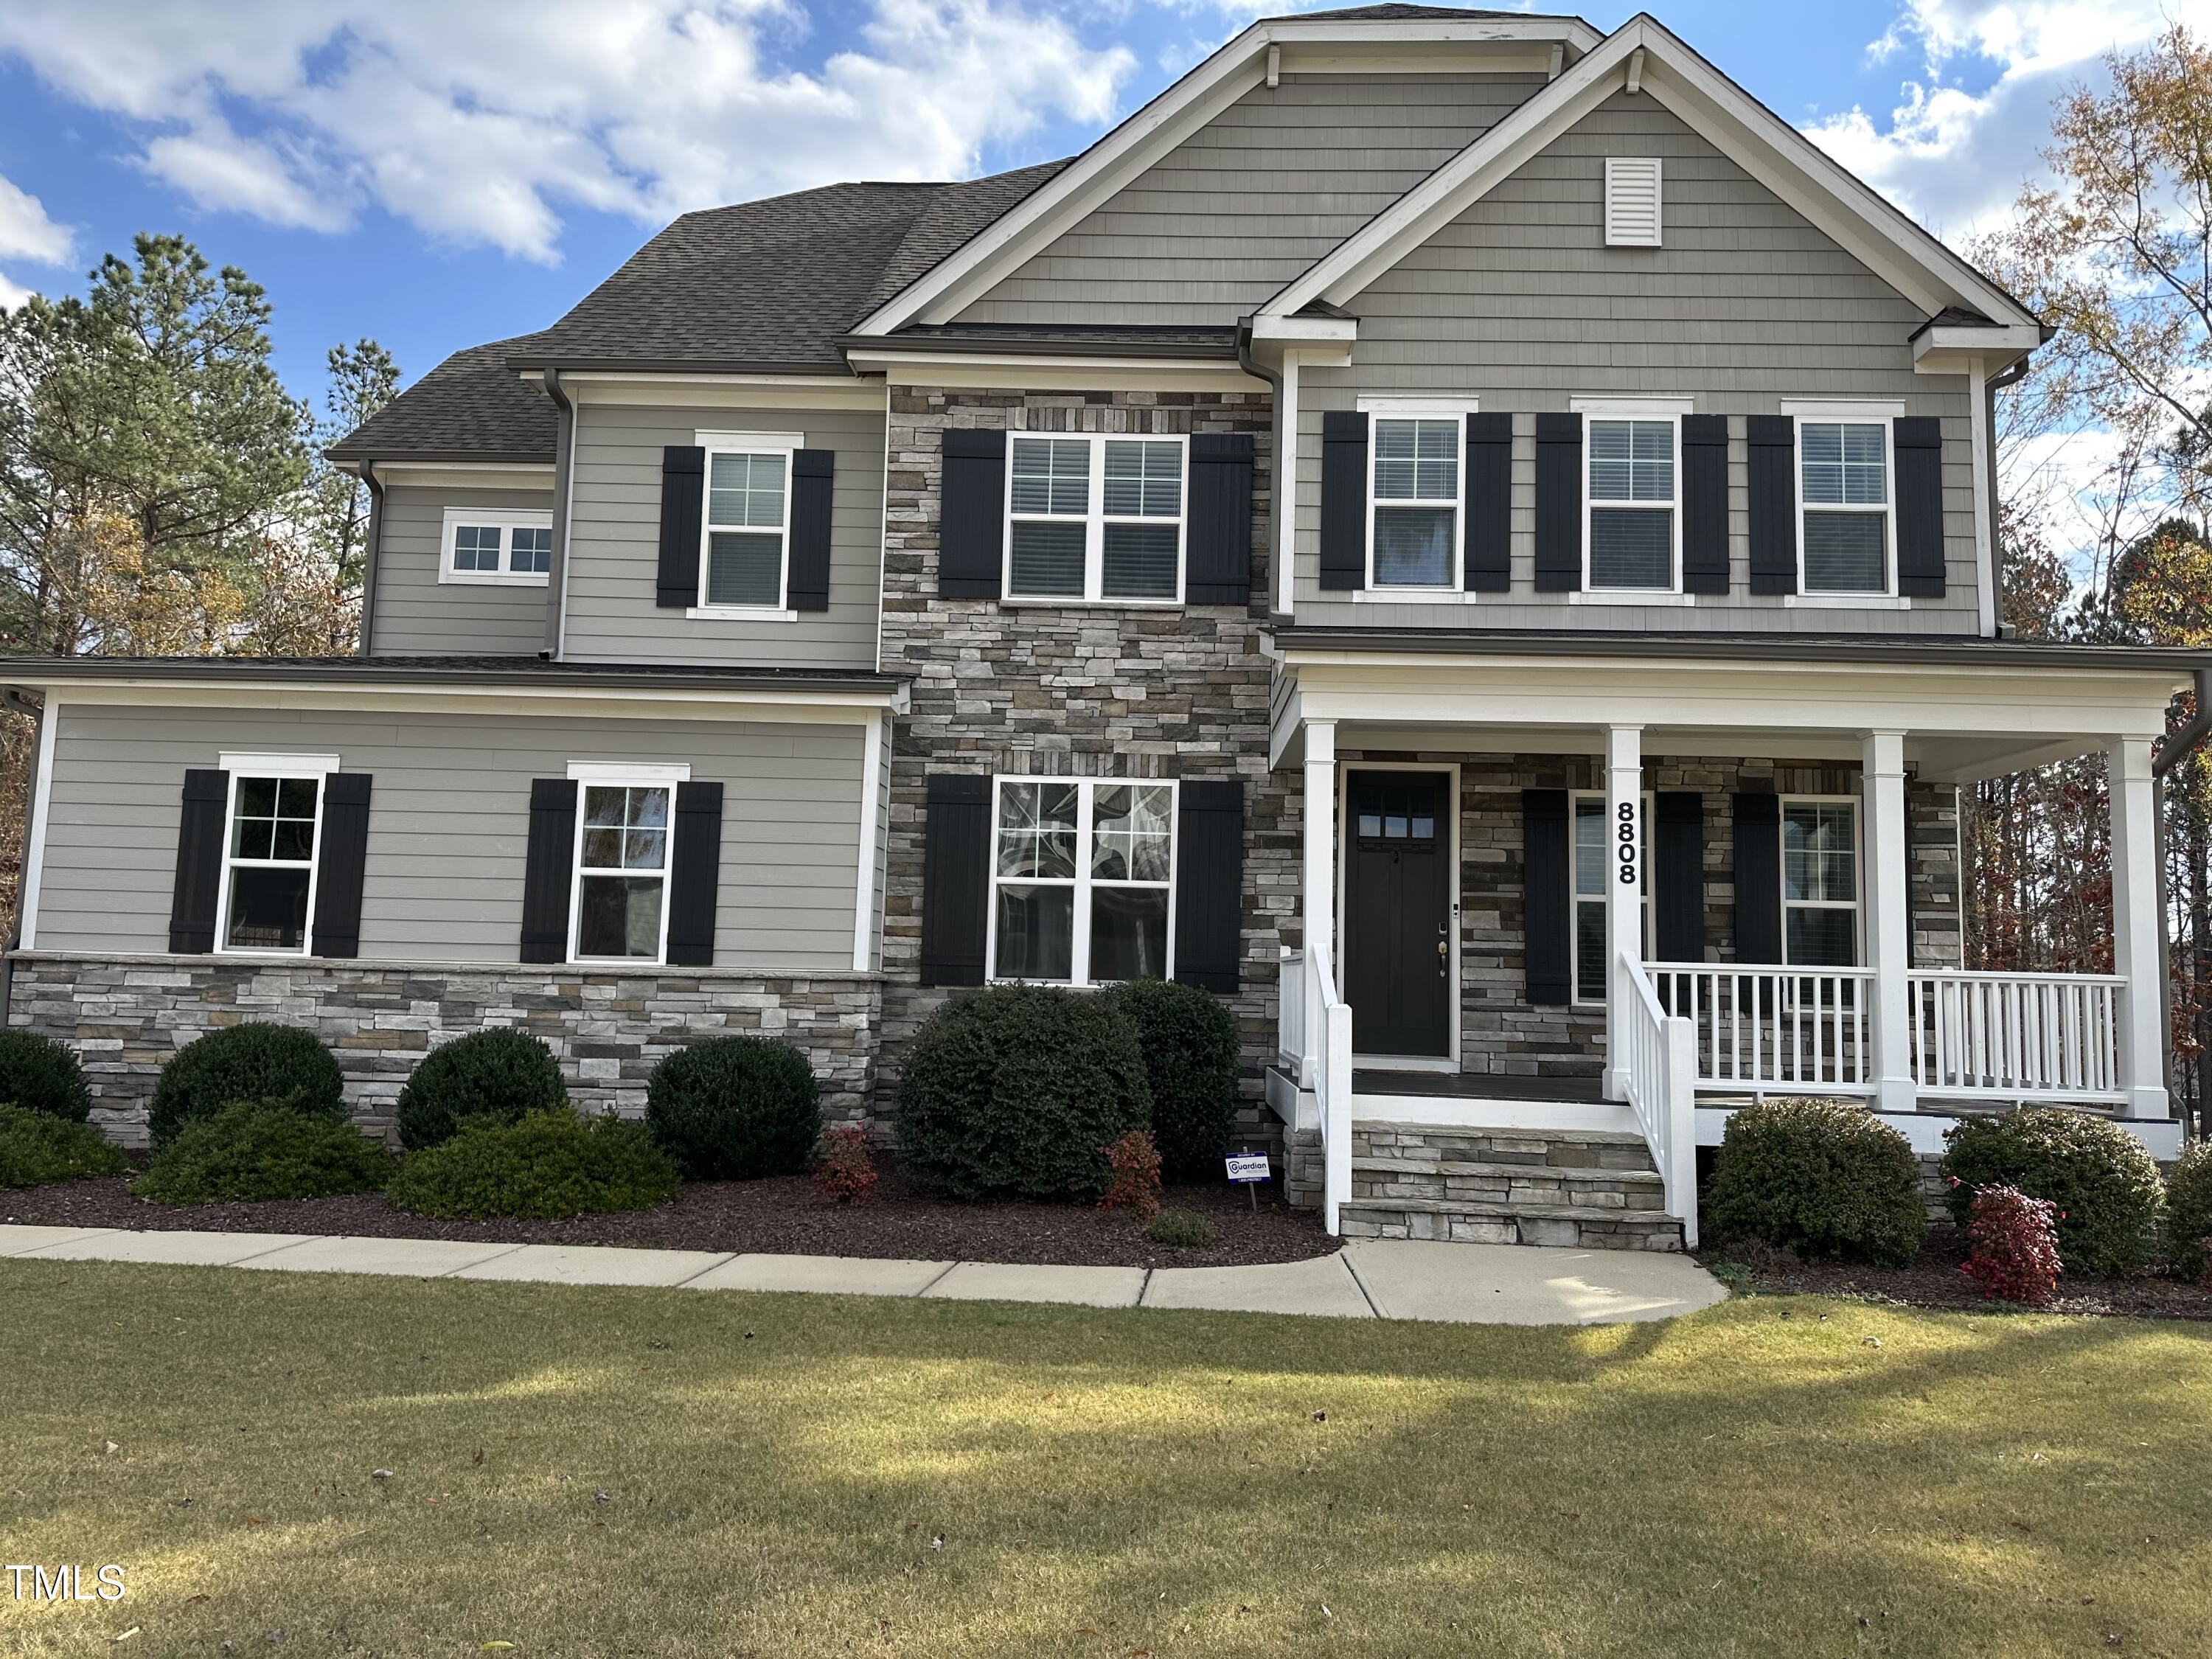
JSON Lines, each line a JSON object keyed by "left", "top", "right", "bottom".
{"left": 1616, "top": 801, "right": 1638, "bottom": 884}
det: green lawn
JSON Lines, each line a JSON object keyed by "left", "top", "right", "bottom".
{"left": 1, "top": 1260, "right": 2208, "bottom": 1658}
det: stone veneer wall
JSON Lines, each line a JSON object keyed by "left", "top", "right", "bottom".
{"left": 876, "top": 385, "right": 1295, "bottom": 1148}
{"left": 4, "top": 951, "right": 880, "bottom": 1147}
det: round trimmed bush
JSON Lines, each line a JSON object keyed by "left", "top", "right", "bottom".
{"left": 896, "top": 984, "right": 1152, "bottom": 1203}
{"left": 1107, "top": 978, "right": 1239, "bottom": 1180}
{"left": 1146, "top": 1207, "right": 1216, "bottom": 1248}
{"left": 645, "top": 1037, "right": 820, "bottom": 1180}
{"left": 387, "top": 1107, "right": 678, "bottom": 1220}
{"left": 395, "top": 1028, "right": 568, "bottom": 1152}
{"left": 1705, "top": 1098, "right": 1926, "bottom": 1266}
{"left": 1942, "top": 1107, "right": 2166, "bottom": 1279}
{"left": 135, "top": 1099, "right": 392, "bottom": 1206}
{"left": 0, "top": 1104, "right": 128, "bottom": 1189}
{"left": 2161, "top": 1144, "right": 2212, "bottom": 1281}
{"left": 147, "top": 1023, "right": 345, "bottom": 1147}
{"left": 0, "top": 1031, "right": 93, "bottom": 1123}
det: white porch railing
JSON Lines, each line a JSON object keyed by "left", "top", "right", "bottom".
{"left": 1620, "top": 955, "right": 1699, "bottom": 1247}
{"left": 1309, "top": 942, "right": 1354, "bottom": 1235}
{"left": 1276, "top": 946, "right": 1307, "bottom": 1079}
{"left": 1907, "top": 969, "right": 2126, "bottom": 1104}
{"left": 1646, "top": 964, "right": 1878, "bottom": 1096}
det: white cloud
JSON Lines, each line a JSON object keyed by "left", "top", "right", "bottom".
{"left": 0, "top": 0, "right": 1135, "bottom": 264}
{"left": 0, "top": 169, "right": 73, "bottom": 309}
{"left": 1801, "top": 0, "right": 2169, "bottom": 237}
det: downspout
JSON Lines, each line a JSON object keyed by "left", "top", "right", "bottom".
{"left": 1234, "top": 319, "right": 1285, "bottom": 617}
{"left": 0, "top": 687, "right": 45, "bottom": 1026}
{"left": 1983, "top": 354, "right": 2031, "bottom": 639}
{"left": 2149, "top": 667, "right": 2212, "bottom": 1127}
{"left": 356, "top": 459, "right": 385, "bottom": 657}
{"left": 540, "top": 366, "right": 576, "bottom": 660}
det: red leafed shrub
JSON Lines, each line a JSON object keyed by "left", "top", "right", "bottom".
{"left": 1099, "top": 1128, "right": 1163, "bottom": 1221}
{"left": 813, "top": 1124, "right": 879, "bottom": 1204}
{"left": 1958, "top": 1181, "right": 2064, "bottom": 1306}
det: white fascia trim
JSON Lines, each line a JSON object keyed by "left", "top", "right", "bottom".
{"left": 697, "top": 428, "right": 804, "bottom": 451}
{"left": 1251, "top": 314, "right": 1357, "bottom": 347}
{"left": 566, "top": 761, "right": 692, "bottom": 784}
{"left": 18, "top": 695, "right": 58, "bottom": 949}
{"left": 378, "top": 462, "right": 555, "bottom": 490}
{"left": 843, "top": 350, "right": 1264, "bottom": 393}
{"left": 218, "top": 751, "right": 342, "bottom": 776}
{"left": 32, "top": 678, "right": 908, "bottom": 720}
{"left": 1778, "top": 398, "right": 1907, "bottom": 417}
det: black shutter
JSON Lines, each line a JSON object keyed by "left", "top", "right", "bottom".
{"left": 664, "top": 780, "right": 724, "bottom": 967}
{"left": 1893, "top": 417, "right": 1947, "bottom": 597}
{"left": 786, "top": 448, "right": 835, "bottom": 612}
{"left": 1732, "top": 792, "right": 1783, "bottom": 964}
{"left": 1681, "top": 414, "right": 1730, "bottom": 595}
{"left": 1653, "top": 791, "right": 1704, "bottom": 964}
{"left": 167, "top": 768, "right": 229, "bottom": 954}
{"left": 939, "top": 428, "right": 1006, "bottom": 599}
{"left": 919, "top": 773, "right": 991, "bottom": 987}
{"left": 519, "top": 777, "right": 577, "bottom": 964}
{"left": 1464, "top": 411, "right": 1512, "bottom": 592}
{"left": 1318, "top": 410, "right": 1368, "bottom": 591}
{"left": 1522, "top": 788, "right": 1572, "bottom": 1006}
{"left": 1173, "top": 779, "right": 1244, "bottom": 992}
{"left": 1747, "top": 416, "right": 1796, "bottom": 596}
{"left": 310, "top": 773, "right": 373, "bottom": 959}
{"left": 655, "top": 445, "right": 706, "bottom": 608}
{"left": 1185, "top": 433, "right": 1254, "bottom": 605}
{"left": 1534, "top": 413, "right": 1582, "bottom": 591}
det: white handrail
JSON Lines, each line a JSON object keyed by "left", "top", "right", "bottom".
{"left": 1309, "top": 942, "right": 1354, "bottom": 1235}
{"left": 1646, "top": 962, "right": 1877, "bottom": 1096}
{"left": 1908, "top": 968, "right": 2126, "bottom": 1102}
{"left": 1619, "top": 953, "right": 1698, "bottom": 1248}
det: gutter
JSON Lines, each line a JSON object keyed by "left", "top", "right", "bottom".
{"left": 1234, "top": 318, "right": 1287, "bottom": 615}
{"left": 2151, "top": 667, "right": 2212, "bottom": 778}
{"left": 1983, "top": 352, "right": 2032, "bottom": 640}
{"left": 0, "top": 687, "right": 44, "bottom": 1021}
{"left": 540, "top": 367, "right": 575, "bottom": 660}
{"left": 356, "top": 459, "right": 384, "bottom": 657}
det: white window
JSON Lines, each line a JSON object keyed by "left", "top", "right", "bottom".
{"left": 440, "top": 507, "right": 553, "bottom": 585}
{"left": 1005, "top": 434, "right": 1186, "bottom": 603}
{"left": 1782, "top": 798, "right": 1860, "bottom": 967}
{"left": 697, "top": 431, "right": 799, "bottom": 613}
{"left": 988, "top": 777, "right": 1175, "bottom": 985}
{"left": 1796, "top": 419, "right": 1894, "bottom": 595}
{"left": 1571, "top": 791, "right": 1649, "bottom": 1004}
{"left": 218, "top": 768, "right": 330, "bottom": 955}
{"left": 567, "top": 765, "right": 688, "bottom": 964}
{"left": 1369, "top": 415, "right": 1461, "bottom": 588}
{"left": 1584, "top": 414, "right": 1678, "bottom": 592}
{"left": 1605, "top": 157, "right": 1663, "bottom": 247}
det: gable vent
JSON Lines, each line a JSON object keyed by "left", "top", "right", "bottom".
{"left": 1605, "top": 157, "right": 1662, "bottom": 248}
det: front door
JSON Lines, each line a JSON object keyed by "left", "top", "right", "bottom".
{"left": 1343, "top": 771, "right": 1453, "bottom": 1058}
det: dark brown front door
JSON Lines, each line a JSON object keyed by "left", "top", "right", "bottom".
{"left": 1343, "top": 771, "right": 1452, "bottom": 1058}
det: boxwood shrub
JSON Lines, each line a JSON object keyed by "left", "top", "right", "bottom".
{"left": 0, "top": 1104, "right": 128, "bottom": 1189}
{"left": 0, "top": 1031, "right": 93, "bottom": 1123}
{"left": 896, "top": 984, "right": 1151, "bottom": 1203}
{"left": 2161, "top": 1144, "right": 2212, "bottom": 1281}
{"left": 387, "top": 1108, "right": 678, "bottom": 1220}
{"left": 1107, "top": 978, "right": 1239, "bottom": 1180}
{"left": 1942, "top": 1107, "right": 2166, "bottom": 1279}
{"left": 645, "top": 1036, "right": 820, "bottom": 1180}
{"left": 395, "top": 1028, "right": 568, "bottom": 1152}
{"left": 135, "top": 1099, "right": 392, "bottom": 1206}
{"left": 1705, "top": 1097, "right": 1926, "bottom": 1266}
{"left": 147, "top": 1023, "right": 346, "bottom": 1147}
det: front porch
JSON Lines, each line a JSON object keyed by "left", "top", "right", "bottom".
{"left": 1265, "top": 633, "right": 2196, "bottom": 1245}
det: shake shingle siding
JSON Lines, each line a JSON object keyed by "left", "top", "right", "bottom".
{"left": 372, "top": 484, "right": 552, "bottom": 656}
{"left": 954, "top": 74, "right": 1548, "bottom": 327}
{"left": 1291, "top": 94, "right": 1981, "bottom": 634}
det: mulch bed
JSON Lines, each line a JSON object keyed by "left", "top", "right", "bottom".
{"left": 1699, "top": 1233, "right": 2212, "bottom": 1321}
{"left": 1, "top": 1155, "right": 1334, "bottom": 1270}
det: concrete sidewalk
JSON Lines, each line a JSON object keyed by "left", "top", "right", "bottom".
{"left": 0, "top": 1224, "right": 1725, "bottom": 1325}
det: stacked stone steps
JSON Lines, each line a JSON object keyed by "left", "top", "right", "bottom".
{"left": 1340, "top": 1121, "right": 1686, "bottom": 1253}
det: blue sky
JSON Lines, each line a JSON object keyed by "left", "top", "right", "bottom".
{"left": 0, "top": 0, "right": 2161, "bottom": 408}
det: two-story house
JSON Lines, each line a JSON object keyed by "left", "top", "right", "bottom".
{"left": 6, "top": 7, "right": 2200, "bottom": 1250}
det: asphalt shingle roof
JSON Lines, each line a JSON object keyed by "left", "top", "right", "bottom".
{"left": 324, "top": 334, "right": 560, "bottom": 462}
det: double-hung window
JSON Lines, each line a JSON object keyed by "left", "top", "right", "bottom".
{"left": 442, "top": 507, "right": 553, "bottom": 585}
{"left": 218, "top": 760, "right": 333, "bottom": 954}
{"left": 1369, "top": 415, "right": 1461, "bottom": 588}
{"left": 698, "top": 431, "right": 796, "bottom": 612}
{"left": 990, "top": 777, "right": 1175, "bottom": 985}
{"left": 1797, "top": 418, "right": 1893, "bottom": 594}
{"left": 1781, "top": 799, "right": 1859, "bottom": 967}
{"left": 1006, "top": 434, "right": 1185, "bottom": 602}
{"left": 1571, "top": 791, "right": 1649, "bottom": 1003}
{"left": 1584, "top": 412, "right": 1678, "bottom": 591}
{"left": 569, "top": 768, "right": 682, "bottom": 963}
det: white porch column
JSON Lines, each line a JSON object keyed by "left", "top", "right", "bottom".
{"left": 1862, "top": 731, "right": 1916, "bottom": 1111}
{"left": 1304, "top": 720, "right": 1338, "bottom": 984}
{"left": 2109, "top": 735, "right": 2171, "bottom": 1116}
{"left": 1602, "top": 725, "right": 1643, "bottom": 1102}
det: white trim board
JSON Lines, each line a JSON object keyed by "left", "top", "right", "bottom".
{"left": 18, "top": 695, "right": 58, "bottom": 950}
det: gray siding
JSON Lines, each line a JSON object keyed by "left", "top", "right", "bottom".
{"left": 561, "top": 403, "right": 884, "bottom": 669}
{"left": 35, "top": 701, "right": 868, "bottom": 970}
{"left": 956, "top": 73, "right": 1545, "bottom": 327}
{"left": 1292, "top": 93, "right": 1981, "bottom": 635}
{"left": 371, "top": 484, "right": 552, "bottom": 656}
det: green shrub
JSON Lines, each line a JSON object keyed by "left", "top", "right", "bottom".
{"left": 1107, "top": 978, "right": 1239, "bottom": 1179}
{"left": 644, "top": 1037, "right": 820, "bottom": 1180}
{"left": 1705, "top": 1098, "right": 1925, "bottom": 1267}
{"left": 0, "top": 1104, "right": 128, "bottom": 1189}
{"left": 0, "top": 1031, "right": 93, "bottom": 1123}
{"left": 1145, "top": 1207, "right": 1215, "bottom": 1248}
{"left": 2163, "top": 1144, "right": 2212, "bottom": 1281}
{"left": 135, "top": 1099, "right": 391, "bottom": 1206}
{"left": 896, "top": 984, "right": 1151, "bottom": 1203}
{"left": 1942, "top": 1107, "right": 2166, "bottom": 1279}
{"left": 395, "top": 1028, "right": 568, "bottom": 1152}
{"left": 148, "top": 1023, "right": 344, "bottom": 1147}
{"left": 387, "top": 1108, "right": 678, "bottom": 1220}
